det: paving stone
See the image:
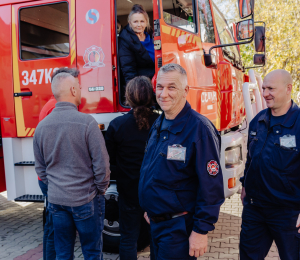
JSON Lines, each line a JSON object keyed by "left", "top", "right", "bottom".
{"left": 0, "top": 192, "right": 281, "bottom": 259}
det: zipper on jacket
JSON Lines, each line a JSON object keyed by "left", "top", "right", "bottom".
{"left": 244, "top": 130, "right": 269, "bottom": 189}
{"left": 243, "top": 137, "right": 258, "bottom": 185}
{"left": 159, "top": 152, "right": 167, "bottom": 157}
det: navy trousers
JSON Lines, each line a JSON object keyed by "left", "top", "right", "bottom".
{"left": 150, "top": 214, "right": 196, "bottom": 260}
{"left": 240, "top": 200, "right": 300, "bottom": 260}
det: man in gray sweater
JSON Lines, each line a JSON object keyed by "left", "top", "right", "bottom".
{"left": 33, "top": 69, "right": 110, "bottom": 260}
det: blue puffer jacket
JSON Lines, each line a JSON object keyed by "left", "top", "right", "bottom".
{"left": 118, "top": 24, "right": 155, "bottom": 84}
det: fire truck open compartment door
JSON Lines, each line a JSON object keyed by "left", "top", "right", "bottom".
{"left": 76, "top": 0, "right": 114, "bottom": 114}
{"left": 12, "top": 0, "right": 74, "bottom": 138}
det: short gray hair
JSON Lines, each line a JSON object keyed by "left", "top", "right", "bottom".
{"left": 51, "top": 72, "right": 74, "bottom": 99}
{"left": 157, "top": 63, "right": 188, "bottom": 86}
{"left": 51, "top": 67, "right": 79, "bottom": 81}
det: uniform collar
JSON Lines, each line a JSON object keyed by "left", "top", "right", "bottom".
{"left": 155, "top": 101, "right": 191, "bottom": 134}
{"left": 258, "top": 100, "right": 299, "bottom": 127}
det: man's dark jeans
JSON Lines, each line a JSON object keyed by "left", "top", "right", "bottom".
{"left": 48, "top": 194, "right": 105, "bottom": 260}
{"left": 119, "top": 195, "right": 154, "bottom": 260}
{"left": 38, "top": 180, "right": 56, "bottom": 260}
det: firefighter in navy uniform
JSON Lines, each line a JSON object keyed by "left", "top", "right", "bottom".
{"left": 139, "top": 64, "right": 225, "bottom": 260}
{"left": 239, "top": 69, "right": 300, "bottom": 260}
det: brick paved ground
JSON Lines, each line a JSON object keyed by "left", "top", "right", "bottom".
{"left": 0, "top": 191, "right": 280, "bottom": 260}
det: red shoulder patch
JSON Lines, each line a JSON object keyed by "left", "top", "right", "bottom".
{"left": 207, "top": 160, "right": 219, "bottom": 176}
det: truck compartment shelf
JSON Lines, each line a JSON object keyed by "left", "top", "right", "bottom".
{"left": 14, "top": 194, "right": 44, "bottom": 202}
{"left": 14, "top": 161, "right": 35, "bottom": 166}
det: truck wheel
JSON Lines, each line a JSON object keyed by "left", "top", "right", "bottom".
{"left": 103, "top": 182, "right": 150, "bottom": 253}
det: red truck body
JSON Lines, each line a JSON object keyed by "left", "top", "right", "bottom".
{"left": 0, "top": 0, "right": 263, "bottom": 250}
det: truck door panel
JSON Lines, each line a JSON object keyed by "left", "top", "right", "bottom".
{"left": 76, "top": 0, "right": 114, "bottom": 114}
{"left": 12, "top": 0, "right": 73, "bottom": 137}
{"left": 158, "top": 0, "right": 220, "bottom": 128}
{"left": 211, "top": 2, "right": 245, "bottom": 131}
{"left": 0, "top": 4, "right": 16, "bottom": 138}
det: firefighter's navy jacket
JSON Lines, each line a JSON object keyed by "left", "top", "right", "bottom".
{"left": 240, "top": 101, "right": 300, "bottom": 209}
{"left": 139, "top": 102, "right": 225, "bottom": 234}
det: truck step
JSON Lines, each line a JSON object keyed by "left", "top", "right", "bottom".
{"left": 14, "top": 194, "right": 45, "bottom": 203}
{"left": 14, "top": 161, "right": 35, "bottom": 166}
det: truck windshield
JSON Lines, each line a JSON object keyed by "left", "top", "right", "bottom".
{"left": 211, "top": 0, "right": 240, "bottom": 61}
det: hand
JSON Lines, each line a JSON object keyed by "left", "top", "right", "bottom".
{"left": 144, "top": 212, "right": 150, "bottom": 224}
{"left": 241, "top": 187, "right": 246, "bottom": 206}
{"left": 296, "top": 214, "right": 300, "bottom": 233}
{"left": 189, "top": 231, "right": 207, "bottom": 257}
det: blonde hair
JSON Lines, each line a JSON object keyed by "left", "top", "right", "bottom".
{"left": 128, "top": 4, "right": 151, "bottom": 33}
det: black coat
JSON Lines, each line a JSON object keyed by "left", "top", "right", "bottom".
{"left": 118, "top": 24, "right": 155, "bottom": 85}
{"left": 104, "top": 109, "right": 159, "bottom": 205}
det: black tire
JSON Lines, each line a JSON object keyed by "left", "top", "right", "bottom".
{"left": 103, "top": 181, "right": 150, "bottom": 253}
{"left": 103, "top": 218, "right": 150, "bottom": 253}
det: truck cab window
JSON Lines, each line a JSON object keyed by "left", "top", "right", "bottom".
{"left": 19, "top": 2, "right": 69, "bottom": 60}
{"left": 162, "top": 0, "right": 196, "bottom": 33}
{"left": 198, "top": 0, "right": 215, "bottom": 43}
{"left": 212, "top": 3, "right": 240, "bottom": 62}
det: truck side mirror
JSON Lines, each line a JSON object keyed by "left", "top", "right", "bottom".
{"left": 253, "top": 54, "right": 265, "bottom": 65}
{"left": 236, "top": 19, "right": 254, "bottom": 41}
{"left": 204, "top": 53, "right": 217, "bottom": 68}
{"left": 238, "top": 0, "right": 254, "bottom": 19}
{"left": 254, "top": 26, "right": 265, "bottom": 52}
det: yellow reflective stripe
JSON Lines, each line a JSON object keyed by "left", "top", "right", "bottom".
{"left": 161, "top": 25, "right": 171, "bottom": 35}
{"left": 12, "top": 6, "right": 27, "bottom": 137}
{"left": 70, "top": 0, "right": 76, "bottom": 65}
{"left": 28, "top": 128, "right": 35, "bottom": 137}
{"left": 24, "top": 128, "right": 30, "bottom": 136}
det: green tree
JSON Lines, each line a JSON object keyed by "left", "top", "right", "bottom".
{"left": 241, "top": 0, "right": 300, "bottom": 102}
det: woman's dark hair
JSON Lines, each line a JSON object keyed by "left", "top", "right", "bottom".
{"left": 125, "top": 76, "right": 154, "bottom": 130}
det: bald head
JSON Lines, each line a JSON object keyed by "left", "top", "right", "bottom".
{"left": 51, "top": 72, "right": 81, "bottom": 106}
{"left": 262, "top": 69, "right": 293, "bottom": 115}
{"left": 264, "top": 69, "right": 293, "bottom": 87}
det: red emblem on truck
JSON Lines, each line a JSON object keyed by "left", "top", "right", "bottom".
{"left": 207, "top": 160, "right": 219, "bottom": 176}
{"left": 83, "top": 45, "right": 105, "bottom": 69}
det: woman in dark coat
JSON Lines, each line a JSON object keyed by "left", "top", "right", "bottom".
{"left": 105, "top": 76, "right": 158, "bottom": 260}
{"left": 118, "top": 4, "right": 155, "bottom": 87}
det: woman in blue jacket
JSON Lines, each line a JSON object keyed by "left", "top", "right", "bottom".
{"left": 119, "top": 5, "right": 155, "bottom": 89}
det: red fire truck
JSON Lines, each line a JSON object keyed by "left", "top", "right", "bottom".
{"left": 0, "top": 0, "right": 265, "bottom": 251}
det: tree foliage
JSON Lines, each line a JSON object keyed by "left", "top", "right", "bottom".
{"left": 213, "top": 0, "right": 300, "bottom": 102}
{"left": 240, "top": 0, "right": 300, "bottom": 101}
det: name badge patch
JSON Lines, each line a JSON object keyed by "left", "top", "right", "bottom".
{"left": 167, "top": 144, "right": 186, "bottom": 162}
{"left": 280, "top": 135, "right": 296, "bottom": 148}
{"left": 207, "top": 160, "right": 219, "bottom": 176}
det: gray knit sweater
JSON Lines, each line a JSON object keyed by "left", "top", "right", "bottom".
{"left": 33, "top": 102, "right": 110, "bottom": 207}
